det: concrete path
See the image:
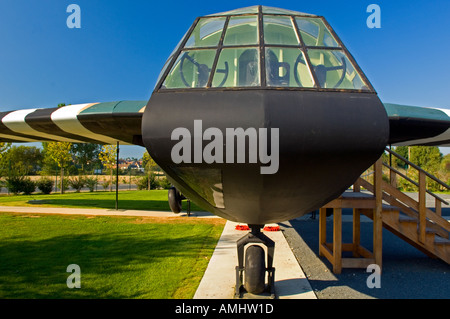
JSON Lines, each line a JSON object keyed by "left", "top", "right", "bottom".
{"left": 0, "top": 205, "right": 215, "bottom": 218}
{"left": 194, "top": 221, "right": 316, "bottom": 299}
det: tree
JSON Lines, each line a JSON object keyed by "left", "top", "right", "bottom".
{"left": 142, "top": 150, "right": 157, "bottom": 172}
{"left": 1, "top": 145, "right": 43, "bottom": 175}
{"left": 98, "top": 144, "right": 117, "bottom": 192}
{"left": 0, "top": 142, "right": 11, "bottom": 160}
{"left": 45, "top": 142, "right": 73, "bottom": 193}
{"left": 409, "top": 146, "right": 442, "bottom": 173}
{"left": 0, "top": 142, "right": 12, "bottom": 177}
{"left": 142, "top": 150, "right": 158, "bottom": 190}
{"left": 70, "top": 143, "right": 102, "bottom": 173}
{"left": 393, "top": 146, "right": 409, "bottom": 169}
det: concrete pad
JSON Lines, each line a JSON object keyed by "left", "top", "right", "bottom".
{"left": 194, "top": 221, "right": 316, "bottom": 299}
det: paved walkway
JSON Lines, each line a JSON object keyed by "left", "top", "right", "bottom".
{"left": 194, "top": 221, "right": 316, "bottom": 299}
{"left": 0, "top": 206, "right": 216, "bottom": 218}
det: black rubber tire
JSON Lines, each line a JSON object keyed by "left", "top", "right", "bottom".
{"left": 168, "top": 187, "right": 182, "bottom": 213}
{"left": 244, "top": 245, "right": 266, "bottom": 294}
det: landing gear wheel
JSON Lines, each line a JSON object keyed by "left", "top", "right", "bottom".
{"left": 168, "top": 187, "right": 182, "bottom": 213}
{"left": 235, "top": 225, "right": 275, "bottom": 298}
{"left": 244, "top": 245, "right": 266, "bottom": 295}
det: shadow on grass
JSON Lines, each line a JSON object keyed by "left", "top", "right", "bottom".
{"left": 0, "top": 224, "right": 219, "bottom": 298}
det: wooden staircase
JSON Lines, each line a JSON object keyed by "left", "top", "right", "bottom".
{"left": 320, "top": 147, "right": 450, "bottom": 273}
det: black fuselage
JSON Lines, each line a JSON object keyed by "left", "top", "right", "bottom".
{"left": 143, "top": 89, "right": 389, "bottom": 224}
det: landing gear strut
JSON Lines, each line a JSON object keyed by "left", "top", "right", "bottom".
{"left": 235, "top": 225, "right": 275, "bottom": 298}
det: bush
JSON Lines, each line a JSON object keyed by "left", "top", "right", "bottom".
{"left": 137, "top": 174, "right": 157, "bottom": 190}
{"left": 36, "top": 178, "right": 54, "bottom": 194}
{"left": 157, "top": 176, "right": 172, "bottom": 189}
{"left": 102, "top": 180, "right": 111, "bottom": 191}
{"left": 22, "top": 179, "right": 36, "bottom": 195}
{"left": 84, "top": 177, "right": 98, "bottom": 192}
{"left": 6, "top": 176, "right": 25, "bottom": 195}
{"left": 6, "top": 176, "right": 35, "bottom": 195}
{"left": 69, "top": 177, "right": 85, "bottom": 192}
{"left": 60, "top": 177, "right": 70, "bottom": 193}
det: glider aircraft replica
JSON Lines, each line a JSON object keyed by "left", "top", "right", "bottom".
{"left": 2, "top": 6, "right": 450, "bottom": 296}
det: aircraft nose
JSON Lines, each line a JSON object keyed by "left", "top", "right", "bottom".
{"left": 142, "top": 89, "right": 388, "bottom": 224}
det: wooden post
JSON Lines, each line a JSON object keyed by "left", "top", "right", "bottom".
{"left": 333, "top": 208, "right": 342, "bottom": 274}
{"left": 373, "top": 158, "right": 383, "bottom": 271}
{"left": 353, "top": 179, "right": 361, "bottom": 192}
{"left": 390, "top": 170, "right": 397, "bottom": 188}
{"left": 435, "top": 198, "right": 442, "bottom": 217}
{"left": 353, "top": 208, "right": 361, "bottom": 257}
{"left": 319, "top": 207, "right": 327, "bottom": 257}
{"left": 418, "top": 171, "right": 426, "bottom": 243}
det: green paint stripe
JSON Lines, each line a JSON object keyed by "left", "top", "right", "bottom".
{"left": 79, "top": 101, "right": 147, "bottom": 115}
{"left": 384, "top": 103, "right": 450, "bottom": 122}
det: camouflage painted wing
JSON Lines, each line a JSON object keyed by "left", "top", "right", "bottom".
{"left": 0, "top": 101, "right": 146, "bottom": 145}
{"left": 385, "top": 103, "right": 450, "bottom": 147}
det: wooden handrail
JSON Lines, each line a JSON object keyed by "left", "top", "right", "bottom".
{"left": 385, "top": 147, "right": 450, "bottom": 189}
{"left": 382, "top": 162, "right": 449, "bottom": 205}
{"left": 359, "top": 150, "right": 450, "bottom": 247}
{"left": 384, "top": 147, "right": 450, "bottom": 242}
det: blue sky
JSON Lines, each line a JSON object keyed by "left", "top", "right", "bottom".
{"left": 0, "top": 0, "right": 449, "bottom": 157}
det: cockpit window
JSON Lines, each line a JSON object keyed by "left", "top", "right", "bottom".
{"left": 223, "top": 16, "right": 258, "bottom": 46}
{"left": 212, "top": 48, "right": 260, "bottom": 87}
{"left": 295, "top": 17, "right": 338, "bottom": 47}
{"left": 308, "top": 49, "right": 370, "bottom": 90}
{"left": 185, "top": 18, "right": 226, "bottom": 48}
{"left": 265, "top": 48, "right": 314, "bottom": 88}
{"left": 163, "top": 50, "right": 216, "bottom": 88}
{"left": 157, "top": 6, "right": 374, "bottom": 92}
{"left": 263, "top": 16, "right": 299, "bottom": 45}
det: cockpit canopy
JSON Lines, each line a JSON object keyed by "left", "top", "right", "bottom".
{"left": 156, "top": 6, "right": 373, "bottom": 92}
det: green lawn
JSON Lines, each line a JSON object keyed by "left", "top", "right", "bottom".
{"left": 0, "top": 190, "right": 203, "bottom": 212}
{"left": 0, "top": 212, "right": 225, "bottom": 298}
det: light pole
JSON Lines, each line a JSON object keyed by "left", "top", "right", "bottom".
{"left": 115, "top": 141, "right": 119, "bottom": 210}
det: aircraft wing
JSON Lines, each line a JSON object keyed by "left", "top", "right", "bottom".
{"left": 0, "top": 101, "right": 146, "bottom": 146}
{"left": 2, "top": 100, "right": 449, "bottom": 149}
{"left": 385, "top": 103, "right": 450, "bottom": 147}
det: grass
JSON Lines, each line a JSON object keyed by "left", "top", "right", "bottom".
{"left": 0, "top": 190, "right": 203, "bottom": 212}
{"left": 0, "top": 212, "right": 225, "bottom": 298}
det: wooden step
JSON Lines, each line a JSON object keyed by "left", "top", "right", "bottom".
{"left": 382, "top": 204, "right": 399, "bottom": 211}
{"left": 434, "top": 236, "right": 450, "bottom": 245}
{"left": 433, "top": 236, "right": 450, "bottom": 264}
{"left": 425, "top": 227, "right": 440, "bottom": 235}
{"left": 381, "top": 206, "right": 399, "bottom": 224}
{"left": 399, "top": 215, "right": 418, "bottom": 223}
